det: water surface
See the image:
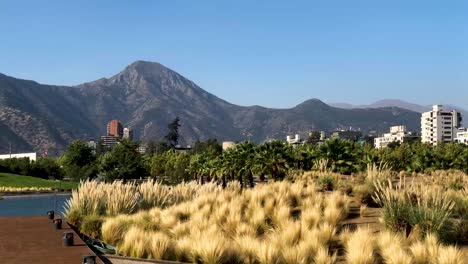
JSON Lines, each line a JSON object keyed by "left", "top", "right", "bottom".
{"left": 0, "top": 194, "right": 70, "bottom": 217}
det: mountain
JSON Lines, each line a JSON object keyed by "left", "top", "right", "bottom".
{"left": 0, "top": 61, "right": 422, "bottom": 155}
{"left": 330, "top": 99, "right": 468, "bottom": 123}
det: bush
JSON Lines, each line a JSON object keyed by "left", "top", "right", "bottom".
{"left": 64, "top": 208, "right": 83, "bottom": 226}
{"left": 318, "top": 175, "right": 335, "bottom": 191}
{"left": 80, "top": 215, "right": 104, "bottom": 239}
{"left": 373, "top": 180, "right": 455, "bottom": 241}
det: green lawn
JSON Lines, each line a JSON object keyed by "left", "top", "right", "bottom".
{"left": 0, "top": 173, "right": 79, "bottom": 190}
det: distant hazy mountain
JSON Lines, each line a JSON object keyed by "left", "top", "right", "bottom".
{"left": 0, "top": 61, "right": 421, "bottom": 155}
{"left": 330, "top": 99, "right": 468, "bottom": 125}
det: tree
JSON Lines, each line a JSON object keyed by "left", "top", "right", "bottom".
{"left": 318, "top": 138, "right": 360, "bottom": 174}
{"left": 306, "top": 131, "right": 321, "bottom": 146}
{"left": 99, "top": 140, "right": 147, "bottom": 181}
{"left": 145, "top": 140, "right": 157, "bottom": 156}
{"left": 62, "top": 140, "right": 97, "bottom": 180}
{"left": 156, "top": 141, "right": 171, "bottom": 153}
{"left": 292, "top": 144, "right": 319, "bottom": 170}
{"left": 165, "top": 117, "right": 181, "bottom": 148}
{"left": 33, "top": 158, "right": 64, "bottom": 180}
{"left": 233, "top": 141, "right": 257, "bottom": 187}
{"left": 255, "top": 141, "right": 291, "bottom": 181}
{"left": 192, "top": 138, "right": 222, "bottom": 156}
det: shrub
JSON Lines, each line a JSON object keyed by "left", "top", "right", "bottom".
{"left": 318, "top": 175, "right": 335, "bottom": 191}
{"left": 373, "top": 179, "right": 455, "bottom": 240}
{"left": 65, "top": 208, "right": 83, "bottom": 227}
{"left": 101, "top": 215, "right": 135, "bottom": 246}
{"left": 80, "top": 215, "right": 103, "bottom": 238}
{"left": 345, "top": 228, "right": 376, "bottom": 264}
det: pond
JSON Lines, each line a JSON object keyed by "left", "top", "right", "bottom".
{"left": 0, "top": 194, "right": 71, "bottom": 217}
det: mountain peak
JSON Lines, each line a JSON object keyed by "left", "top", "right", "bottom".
{"left": 121, "top": 60, "right": 169, "bottom": 76}
{"left": 127, "top": 60, "right": 165, "bottom": 69}
{"left": 296, "top": 98, "right": 328, "bottom": 107}
{"left": 102, "top": 60, "right": 178, "bottom": 87}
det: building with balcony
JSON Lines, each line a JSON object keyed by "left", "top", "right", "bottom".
{"left": 455, "top": 128, "right": 468, "bottom": 145}
{"left": 286, "top": 134, "right": 303, "bottom": 146}
{"left": 374, "top": 126, "right": 419, "bottom": 149}
{"left": 421, "top": 105, "right": 462, "bottom": 146}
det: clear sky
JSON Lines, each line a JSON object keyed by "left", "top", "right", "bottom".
{"left": 1, "top": 1, "right": 467, "bottom": 109}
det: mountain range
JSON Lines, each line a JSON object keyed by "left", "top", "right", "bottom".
{"left": 0, "top": 61, "right": 423, "bottom": 155}
{"left": 330, "top": 100, "right": 468, "bottom": 120}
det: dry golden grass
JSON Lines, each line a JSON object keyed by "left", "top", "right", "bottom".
{"left": 366, "top": 162, "right": 393, "bottom": 182}
{"left": 99, "top": 179, "right": 349, "bottom": 263}
{"left": 70, "top": 169, "right": 467, "bottom": 264}
{"left": 345, "top": 228, "right": 376, "bottom": 264}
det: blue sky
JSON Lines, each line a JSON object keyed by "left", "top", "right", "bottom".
{"left": 1, "top": 1, "right": 467, "bottom": 109}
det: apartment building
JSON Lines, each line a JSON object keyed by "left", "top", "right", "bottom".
{"left": 455, "top": 129, "right": 468, "bottom": 145}
{"left": 421, "top": 105, "right": 462, "bottom": 146}
{"left": 374, "top": 126, "right": 419, "bottom": 148}
{"left": 286, "top": 134, "right": 303, "bottom": 146}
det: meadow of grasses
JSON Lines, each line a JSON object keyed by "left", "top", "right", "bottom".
{"left": 64, "top": 166, "right": 467, "bottom": 264}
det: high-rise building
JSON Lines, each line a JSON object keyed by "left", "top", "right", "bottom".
{"left": 421, "top": 105, "right": 462, "bottom": 146}
{"left": 123, "top": 127, "right": 133, "bottom": 141}
{"left": 107, "top": 119, "right": 123, "bottom": 138}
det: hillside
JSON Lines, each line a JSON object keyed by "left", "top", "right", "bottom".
{"left": 0, "top": 61, "right": 422, "bottom": 154}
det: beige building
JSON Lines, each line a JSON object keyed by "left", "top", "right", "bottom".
{"left": 421, "top": 105, "right": 462, "bottom": 146}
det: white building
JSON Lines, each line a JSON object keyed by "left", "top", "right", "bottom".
{"left": 123, "top": 127, "right": 133, "bottom": 141}
{"left": 374, "top": 126, "right": 418, "bottom": 149}
{"left": 286, "top": 134, "right": 303, "bottom": 145}
{"left": 0, "top": 152, "right": 37, "bottom": 161}
{"left": 421, "top": 105, "right": 462, "bottom": 146}
{"left": 455, "top": 129, "right": 468, "bottom": 145}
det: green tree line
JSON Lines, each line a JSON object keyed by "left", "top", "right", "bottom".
{"left": 3, "top": 136, "right": 468, "bottom": 183}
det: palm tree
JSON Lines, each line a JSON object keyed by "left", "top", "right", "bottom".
{"left": 227, "top": 141, "right": 257, "bottom": 187}
{"left": 255, "top": 141, "right": 291, "bottom": 181}
{"left": 318, "top": 138, "right": 360, "bottom": 174}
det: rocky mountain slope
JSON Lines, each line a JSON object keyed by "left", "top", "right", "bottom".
{"left": 0, "top": 61, "right": 421, "bottom": 155}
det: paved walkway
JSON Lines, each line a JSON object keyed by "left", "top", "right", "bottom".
{"left": 0, "top": 216, "right": 101, "bottom": 264}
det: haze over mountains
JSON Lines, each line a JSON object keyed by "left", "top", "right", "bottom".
{"left": 330, "top": 100, "right": 468, "bottom": 120}
{"left": 0, "top": 61, "right": 422, "bottom": 155}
